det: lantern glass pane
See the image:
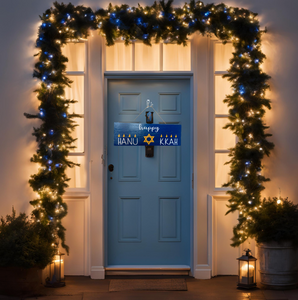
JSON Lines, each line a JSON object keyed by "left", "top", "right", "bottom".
{"left": 239, "top": 260, "right": 255, "bottom": 285}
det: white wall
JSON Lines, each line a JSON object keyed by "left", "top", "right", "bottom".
{"left": 0, "top": 0, "right": 297, "bottom": 276}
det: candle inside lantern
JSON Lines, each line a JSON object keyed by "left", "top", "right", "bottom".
{"left": 53, "top": 255, "right": 64, "bottom": 280}
{"left": 240, "top": 263, "right": 254, "bottom": 284}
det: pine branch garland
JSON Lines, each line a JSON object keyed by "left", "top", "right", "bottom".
{"left": 25, "top": 1, "right": 274, "bottom": 252}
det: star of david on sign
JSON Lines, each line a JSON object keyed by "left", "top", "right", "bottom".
{"left": 144, "top": 134, "right": 154, "bottom": 145}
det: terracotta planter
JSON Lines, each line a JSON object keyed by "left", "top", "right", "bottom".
{"left": 258, "top": 241, "right": 298, "bottom": 289}
{"left": 0, "top": 266, "right": 43, "bottom": 296}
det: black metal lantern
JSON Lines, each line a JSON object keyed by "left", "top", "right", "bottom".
{"left": 237, "top": 249, "right": 257, "bottom": 289}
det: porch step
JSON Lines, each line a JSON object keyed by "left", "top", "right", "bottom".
{"left": 105, "top": 265, "right": 190, "bottom": 276}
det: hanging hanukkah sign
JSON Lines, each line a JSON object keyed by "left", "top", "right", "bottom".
{"left": 114, "top": 122, "right": 181, "bottom": 146}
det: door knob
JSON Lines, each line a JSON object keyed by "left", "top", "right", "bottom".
{"left": 108, "top": 164, "right": 114, "bottom": 172}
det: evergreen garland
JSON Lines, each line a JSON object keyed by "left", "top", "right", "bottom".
{"left": 25, "top": 0, "right": 273, "bottom": 252}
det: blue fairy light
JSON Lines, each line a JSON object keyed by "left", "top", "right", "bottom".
{"left": 143, "top": 34, "right": 149, "bottom": 39}
{"left": 153, "top": 25, "right": 159, "bottom": 30}
{"left": 227, "top": 15, "right": 231, "bottom": 20}
{"left": 44, "top": 51, "right": 48, "bottom": 55}
{"left": 143, "top": 23, "right": 148, "bottom": 28}
{"left": 48, "top": 160, "right": 53, "bottom": 164}
{"left": 239, "top": 54, "right": 243, "bottom": 58}
{"left": 39, "top": 64, "right": 43, "bottom": 68}
{"left": 42, "top": 76, "right": 47, "bottom": 81}
{"left": 39, "top": 109, "right": 45, "bottom": 117}
{"left": 42, "top": 23, "right": 46, "bottom": 27}
{"left": 245, "top": 161, "right": 250, "bottom": 165}
{"left": 62, "top": 113, "right": 67, "bottom": 118}
{"left": 136, "top": 17, "right": 143, "bottom": 25}
{"left": 55, "top": 163, "right": 61, "bottom": 168}
{"left": 247, "top": 45, "right": 253, "bottom": 51}
{"left": 239, "top": 85, "right": 245, "bottom": 95}
{"left": 48, "top": 166, "right": 52, "bottom": 171}
{"left": 61, "top": 19, "right": 65, "bottom": 24}
{"left": 204, "top": 11, "right": 211, "bottom": 17}
{"left": 49, "top": 129, "right": 54, "bottom": 135}
{"left": 254, "top": 59, "right": 259, "bottom": 64}
{"left": 111, "top": 12, "right": 116, "bottom": 18}
{"left": 39, "top": 37, "right": 43, "bottom": 41}
{"left": 49, "top": 54, "right": 53, "bottom": 59}
{"left": 116, "top": 19, "right": 120, "bottom": 24}
{"left": 168, "top": 13, "right": 175, "bottom": 20}
{"left": 66, "top": 13, "right": 71, "bottom": 19}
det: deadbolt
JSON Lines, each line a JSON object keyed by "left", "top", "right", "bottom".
{"left": 108, "top": 164, "right": 114, "bottom": 172}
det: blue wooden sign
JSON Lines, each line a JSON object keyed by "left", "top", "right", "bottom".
{"left": 114, "top": 123, "right": 181, "bottom": 146}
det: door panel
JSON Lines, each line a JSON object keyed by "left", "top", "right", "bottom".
{"left": 159, "top": 147, "right": 181, "bottom": 181}
{"left": 159, "top": 197, "right": 181, "bottom": 242}
{"left": 118, "top": 147, "right": 141, "bottom": 181}
{"left": 107, "top": 79, "right": 190, "bottom": 266}
{"left": 119, "top": 197, "right": 141, "bottom": 242}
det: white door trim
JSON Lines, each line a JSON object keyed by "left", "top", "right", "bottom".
{"left": 103, "top": 74, "right": 194, "bottom": 276}
{"left": 87, "top": 34, "right": 214, "bottom": 279}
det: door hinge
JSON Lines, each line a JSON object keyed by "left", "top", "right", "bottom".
{"left": 192, "top": 173, "right": 194, "bottom": 189}
{"left": 101, "top": 146, "right": 107, "bottom": 166}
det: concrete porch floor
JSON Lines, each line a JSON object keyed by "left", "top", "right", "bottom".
{"left": 2, "top": 275, "right": 298, "bottom": 300}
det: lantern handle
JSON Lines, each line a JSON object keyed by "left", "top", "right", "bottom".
{"left": 244, "top": 248, "right": 251, "bottom": 256}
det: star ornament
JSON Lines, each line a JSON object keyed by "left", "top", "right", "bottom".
{"left": 144, "top": 134, "right": 154, "bottom": 145}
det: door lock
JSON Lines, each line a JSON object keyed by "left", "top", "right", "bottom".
{"left": 108, "top": 164, "right": 114, "bottom": 172}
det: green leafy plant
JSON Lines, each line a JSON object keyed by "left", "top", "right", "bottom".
{"left": 0, "top": 209, "right": 56, "bottom": 269}
{"left": 246, "top": 197, "right": 298, "bottom": 245}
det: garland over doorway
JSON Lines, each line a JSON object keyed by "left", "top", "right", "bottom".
{"left": 25, "top": 0, "right": 274, "bottom": 251}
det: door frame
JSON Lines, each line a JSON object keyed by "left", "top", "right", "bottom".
{"left": 103, "top": 73, "right": 194, "bottom": 275}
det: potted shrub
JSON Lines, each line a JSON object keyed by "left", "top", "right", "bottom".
{"left": 0, "top": 209, "right": 56, "bottom": 296}
{"left": 248, "top": 197, "right": 298, "bottom": 289}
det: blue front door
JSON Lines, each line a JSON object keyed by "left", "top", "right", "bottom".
{"left": 107, "top": 79, "right": 191, "bottom": 266}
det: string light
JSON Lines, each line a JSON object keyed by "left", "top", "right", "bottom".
{"left": 26, "top": 0, "right": 273, "bottom": 252}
